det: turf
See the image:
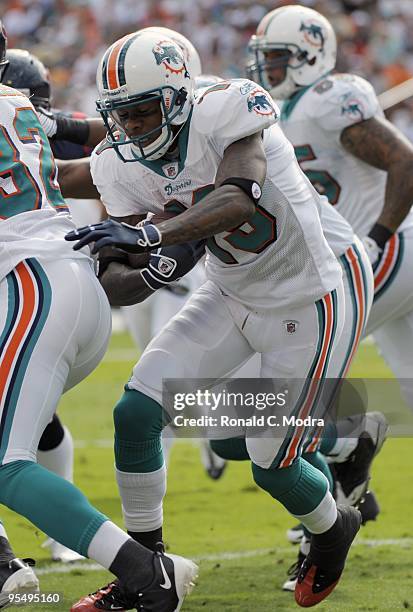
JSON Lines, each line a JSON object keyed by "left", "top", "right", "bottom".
{"left": 3, "top": 333, "right": 412, "bottom": 611}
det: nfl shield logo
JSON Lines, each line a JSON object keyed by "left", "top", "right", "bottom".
{"left": 284, "top": 320, "right": 298, "bottom": 334}
{"left": 158, "top": 257, "right": 175, "bottom": 276}
{"left": 162, "top": 162, "right": 178, "bottom": 178}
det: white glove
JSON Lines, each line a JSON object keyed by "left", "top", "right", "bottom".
{"left": 362, "top": 235, "right": 382, "bottom": 266}
{"left": 36, "top": 107, "right": 57, "bottom": 137}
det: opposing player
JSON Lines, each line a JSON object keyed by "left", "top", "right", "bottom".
{"left": 0, "top": 59, "right": 197, "bottom": 610}
{"left": 66, "top": 30, "right": 364, "bottom": 608}
{"left": 247, "top": 4, "right": 413, "bottom": 411}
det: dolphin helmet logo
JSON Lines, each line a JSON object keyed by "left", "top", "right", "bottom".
{"left": 300, "top": 21, "right": 325, "bottom": 50}
{"left": 247, "top": 89, "right": 275, "bottom": 116}
{"left": 153, "top": 41, "right": 189, "bottom": 76}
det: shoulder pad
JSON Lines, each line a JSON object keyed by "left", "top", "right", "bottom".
{"left": 193, "top": 79, "right": 278, "bottom": 155}
{"left": 90, "top": 140, "right": 119, "bottom": 183}
{"left": 308, "top": 73, "right": 381, "bottom": 131}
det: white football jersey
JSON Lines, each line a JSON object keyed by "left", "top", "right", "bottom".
{"left": 0, "top": 85, "right": 89, "bottom": 281}
{"left": 319, "top": 195, "right": 354, "bottom": 257}
{"left": 280, "top": 73, "right": 413, "bottom": 237}
{"left": 91, "top": 79, "right": 341, "bottom": 309}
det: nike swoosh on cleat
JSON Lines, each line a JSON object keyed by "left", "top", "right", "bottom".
{"left": 159, "top": 558, "right": 172, "bottom": 590}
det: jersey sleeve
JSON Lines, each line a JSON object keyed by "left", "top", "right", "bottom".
{"left": 311, "top": 74, "right": 382, "bottom": 134}
{"left": 195, "top": 79, "right": 279, "bottom": 157}
{"left": 90, "top": 146, "right": 147, "bottom": 218}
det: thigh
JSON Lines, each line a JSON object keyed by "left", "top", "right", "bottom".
{"left": 129, "top": 281, "right": 255, "bottom": 407}
{"left": 0, "top": 259, "right": 110, "bottom": 464}
{"left": 64, "top": 260, "right": 111, "bottom": 391}
{"left": 366, "top": 231, "right": 413, "bottom": 335}
{"left": 332, "top": 240, "right": 374, "bottom": 378}
{"left": 151, "top": 262, "right": 206, "bottom": 336}
{"left": 247, "top": 285, "right": 345, "bottom": 469}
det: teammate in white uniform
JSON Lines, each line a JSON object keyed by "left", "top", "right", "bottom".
{"left": 0, "top": 74, "right": 197, "bottom": 611}
{"left": 67, "top": 30, "right": 363, "bottom": 608}
{"left": 247, "top": 4, "right": 413, "bottom": 411}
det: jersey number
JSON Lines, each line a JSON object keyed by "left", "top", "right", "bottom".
{"left": 0, "top": 107, "right": 65, "bottom": 219}
{"left": 166, "top": 185, "right": 277, "bottom": 265}
{"left": 294, "top": 144, "right": 341, "bottom": 205}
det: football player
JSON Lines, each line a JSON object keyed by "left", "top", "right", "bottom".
{"left": 0, "top": 44, "right": 197, "bottom": 611}
{"left": 1, "top": 47, "right": 104, "bottom": 563}
{"left": 66, "top": 30, "right": 363, "bottom": 608}
{"left": 246, "top": 3, "right": 413, "bottom": 588}
{"left": 247, "top": 5, "right": 413, "bottom": 412}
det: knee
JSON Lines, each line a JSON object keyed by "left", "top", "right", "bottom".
{"left": 114, "top": 388, "right": 166, "bottom": 442}
{"left": 252, "top": 460, "right": 301, "bottom": 497}
{"left": 210, "top": 438, "right": 249, "bottom": 461}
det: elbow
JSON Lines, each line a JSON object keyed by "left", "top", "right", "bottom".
{"left": 236, "top": 196, "right": 256, "bottom": 223}
{"left": 219, "top": 185, "right": 257, "bottom": 226}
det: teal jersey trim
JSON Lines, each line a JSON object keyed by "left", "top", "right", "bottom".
{"left": 0, "top": 259, "right": 52, "bottom": 463}
{"left": 132, "top": 108, "right": 193, "bottom": 178}
{"left": 280, "top": 72, "right": 333, "bottom": 121}
{"left": 339, "top": 251, "right": 358, "bottom": 379}
{"left": 272, "top": 296, "right": 327, "bottom": 468}
{"left": 374, "top": 233, "right": 405, "bottom": 302}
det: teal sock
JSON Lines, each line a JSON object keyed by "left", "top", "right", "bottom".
{"left": 210, "top": 438, "right": 249, "bottom": 461}
{"left": 303, "top": 451, "right": 334, "bottom": 492}
{"left": 0, "top": 460, "right": 107, "bottom": 556}
{"left": 318, "top": 423, "right": 338, "bottom": 455}
{"left": 252, "top": 457, "right": 328, "bottom": 516}
{"left": 114, "top": 388, "right": 168, "bottom": 473}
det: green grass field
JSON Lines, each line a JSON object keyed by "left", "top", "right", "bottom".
{"left": 4, "top": 333, "right": 412, "bottom": 611}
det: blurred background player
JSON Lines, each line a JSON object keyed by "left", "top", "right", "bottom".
{"left": 248, "top": 4, "right": 413, "bottom": 410}
{"left": 247, "top": 2, "right": 413, "bottom": 587}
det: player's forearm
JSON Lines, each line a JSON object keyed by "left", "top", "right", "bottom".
{"left": 156, "top": 185, "right": 255, "bottom": 245}
{"left": 57, "top": 159, "right": 100, "bottom": 199}
{"left": 376, "top": 161, "right": 413, "bottom": 232}
{"left": 85, "top": 119, "right": 107, "bottom": 148}
{"left": 341, "top": 116, "right": 413, "bottom": 233}
{"left": 100, "top": 261, "right": 153, "bottom": 306}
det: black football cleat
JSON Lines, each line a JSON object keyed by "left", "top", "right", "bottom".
{"left": 71, "top": 548, "right": 198, "bottom": 612}
{"left": 334, "top": 412, "right": 388, "bottom": 507}
{"left": 199, "top": 441, "right": 227, "bottom": 481}
{"left": 295, "top": 506, "right": 362, "bottom": 607}
{"left": 358, "top": 490, "right": 380, "bottom": 524}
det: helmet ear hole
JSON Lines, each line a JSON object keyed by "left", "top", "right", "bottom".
{"left": 175, "top": 88, "right": 188, "bottom": 106}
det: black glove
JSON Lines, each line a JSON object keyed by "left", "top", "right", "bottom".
{"left": 140, "top": 240, "right": 206, "bottom": 291}
{"left": 65, "top": 219, "right": 162, "bottom": 254}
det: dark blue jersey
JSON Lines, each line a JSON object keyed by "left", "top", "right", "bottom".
{"left": 49, "top": 109, "right": 92, "bottom": 160}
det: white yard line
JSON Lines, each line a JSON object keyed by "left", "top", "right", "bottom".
{"left": 36, "top": 538, "right": 413, "bottom": 576}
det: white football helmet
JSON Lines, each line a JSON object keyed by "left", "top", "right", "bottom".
{"left": 141, "top": 27, "right": 202, "bottom": 78}
{"left": 96, "top": 30, "right": 193, "bottom": 162}
{"left": 247, "top": 5, "right": 337, "bottom": 99}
